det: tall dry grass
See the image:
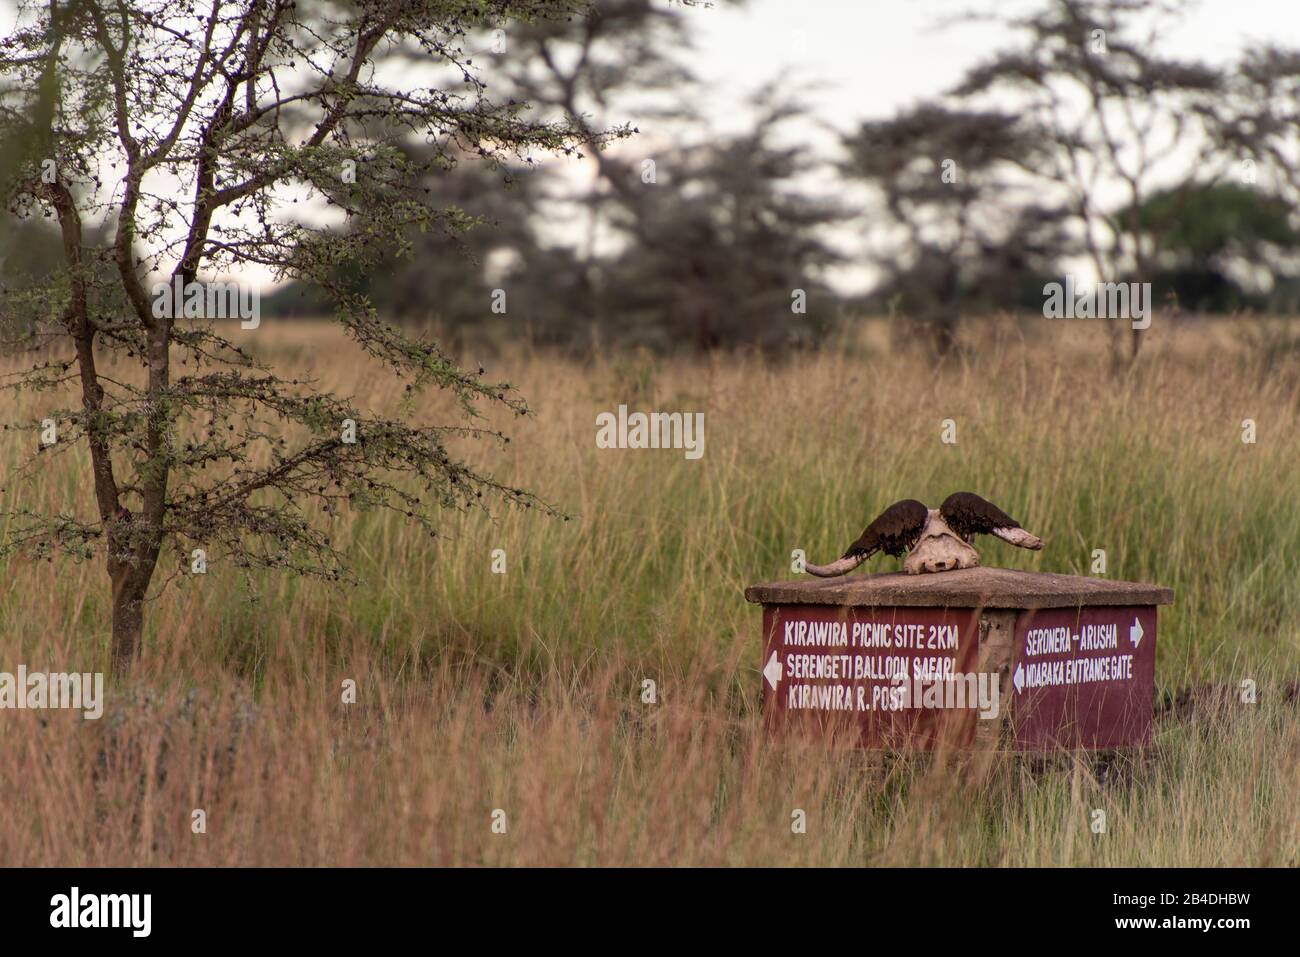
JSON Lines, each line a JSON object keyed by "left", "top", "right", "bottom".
{"left": 0, "top": 315, "right": 1296, "bottom": 865}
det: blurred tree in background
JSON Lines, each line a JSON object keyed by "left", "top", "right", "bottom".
{"left": 266, "top": 0, "right": 845, "bottom": 353}
{"left": 951, "top": 0, "right": 1300, "bottom": 368}
{"left": 262, "top": 157, "right": 556, "bottom": 335}
{"left": 584, "top": 90, "right": 844, "bottom": 353}
{"left": 501, "top": 0, "right": 840, "bottom": 351}
{"left": 841, "top": 105, "right": 1070, "bottom": 356}
{"left": 1131, "top": 183, "right": 1300, "bottom": 314}
{"left": 20, "top": 0, "right": 1300, "bottom": 362}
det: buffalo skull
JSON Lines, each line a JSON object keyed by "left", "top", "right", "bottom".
{"left": 803, "top": 491, "right": 1043, "bottom": 577}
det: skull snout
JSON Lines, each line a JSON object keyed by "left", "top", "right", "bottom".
{"left": 902, "top": 509, "right": 981, "bottom": 575}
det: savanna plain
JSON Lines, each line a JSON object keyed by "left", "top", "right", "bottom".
{"left": 0, "top": 316, "right": 1296, "bottom": 866}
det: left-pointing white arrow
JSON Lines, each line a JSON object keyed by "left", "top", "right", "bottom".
{"left": 764, "top": 651, "right": 783, "bottom": 690}
{"left": 1129, "top": 617, "right": 1144, "bottom": 648}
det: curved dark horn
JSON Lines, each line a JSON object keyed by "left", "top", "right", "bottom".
{"left": 940, "top": 491, "right": 1042, "bottom": 548}
{"left": 802, "top": 499, "right": 928, "bottom": 578}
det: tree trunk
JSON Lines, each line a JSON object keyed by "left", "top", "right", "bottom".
{"left": 111, "top": 574, "right": 145, "bottom": 674}
{"left": 932, "top": 317, "right": 957, "bottom": 358}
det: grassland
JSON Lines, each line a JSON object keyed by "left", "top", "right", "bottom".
{"left": 0, "top": 315, "right": 1297, "bottom": 866}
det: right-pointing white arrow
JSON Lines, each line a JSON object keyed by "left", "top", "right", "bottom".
{"left": 1130, "top": 617, "right": 1144, "bottom": 648}
{"left": 1013, "top": 663, "right": 1025, "bottom": 694}
{"left": 763, "top": 651, "right": 783, "bottom": 690}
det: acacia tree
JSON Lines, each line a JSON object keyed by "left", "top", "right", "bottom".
{"left": 952, "top": 0, "right": 1227, "bottom": 368}
{"left": 498, "top": 0, "right": 693, "bottom": 241}
{"left": 842, "top": 105, "right": 1068, "bottom": 356}
{"left": 589, "top": 91, "right": 845, "bottom": 352}
{"left": 0, "top": 0, "right": 625, "bottom": 671}
{"left": 262, "top": 0, "right": 710, "bottom": 349}
{"left": 500, "top": 1, "right": 842, "bottom": 352}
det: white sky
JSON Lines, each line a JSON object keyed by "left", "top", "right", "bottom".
{"left": 687, "top": 0, "right": 1293, "bottom": 128}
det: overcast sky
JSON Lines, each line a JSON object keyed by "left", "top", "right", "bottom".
{"left": 688, "top": 0, "right": 1294, "bottom": 133}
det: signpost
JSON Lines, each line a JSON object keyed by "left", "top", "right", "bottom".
{"left": 745, "top": 567, "right": 1174, "bottom": 751}
{"left": 760, "top": 604, "right": 982, "bottom": 747}
{"left": 1011, "top": 605, "right": 1158, "bottom": 749}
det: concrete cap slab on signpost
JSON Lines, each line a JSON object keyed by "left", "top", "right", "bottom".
{"left": 744, "top": 566, "right": 1174, "bottom": 610}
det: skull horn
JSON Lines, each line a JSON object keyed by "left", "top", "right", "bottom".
{"left": 802, "top": 554, "right": 868, "bottom": 578}
{"left": 991, "top": 526, "right": 1043, "bottom": 550}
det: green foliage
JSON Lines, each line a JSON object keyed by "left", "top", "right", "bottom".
{"left": 0, "top": 0, "right": 622, "bottom": 664}
{"left": 1131, "top": 183, "right": 1300, "bottom": 311}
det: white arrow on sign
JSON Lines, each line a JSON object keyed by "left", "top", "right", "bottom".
{"left": 764, "top": 651, "right": 783, "bottom": 690}
{"left": 1129, "top": 617, "right": 1144, "bottom": 648}
{"left": 1013, "top": 662, "right": 1024, "bottom": 694}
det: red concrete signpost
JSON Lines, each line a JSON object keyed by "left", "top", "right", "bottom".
{"left": 1011, "top": 605, "right": 1159, "bottom": 749}
{"left": 745, "top": 567, "right": 1174, "bottom": 751}
{"left": 760, "top": 604, "right": 982, "bottom": 747}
